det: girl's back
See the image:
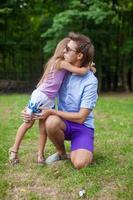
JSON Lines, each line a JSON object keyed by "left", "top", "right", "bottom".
{"left": 37, "top": 38, "right": 70, "bottom": 99}
{"left": 37, "top": 64, "right": 66, "bottom": 99}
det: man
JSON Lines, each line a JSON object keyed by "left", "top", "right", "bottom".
{"left": 35, "top": 32, "right": 98, "bottom": 169}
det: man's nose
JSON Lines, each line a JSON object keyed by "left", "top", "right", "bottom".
{"left": 63, "top": 48, "right": 67, "bottom": 53}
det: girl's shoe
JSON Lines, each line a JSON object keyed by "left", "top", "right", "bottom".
{"left": 37, "top": 155, "right": 45, "bottom": 165}
{"left": 9, "top": 148, "right": 19, "bottom": 165}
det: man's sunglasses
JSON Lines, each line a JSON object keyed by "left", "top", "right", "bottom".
{"left": 65, "top": 46, "right": 77, "bottom": 53}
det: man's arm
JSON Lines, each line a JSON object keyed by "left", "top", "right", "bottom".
{"left": 33, "top": 108, "right": 91, "bottom": 124}
{"left": 51, "top": 108, "right": 91, "bottom": 123}
{"left": 58, "top": 60, "right": 88, "bottom": 75}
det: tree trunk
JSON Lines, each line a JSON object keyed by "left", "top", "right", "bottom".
{"left": 131, "top": 70, "right": 133, "bottom": 91}
{"left": 121, "top": 55, "right": 129, "bottom": 92}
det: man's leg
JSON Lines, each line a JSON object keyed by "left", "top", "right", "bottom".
{"left": 71, "top": 149, "right": 93, "bottom": 170}
{"left": 69, "top": 123, "right": 94, "bottom": 170}
{"left": 45, "top": 115, "right": 66, "bottom": 155}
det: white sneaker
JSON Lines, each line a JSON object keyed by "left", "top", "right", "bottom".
{"left": 45, "top": 153, "right": 70, "bottom": 165}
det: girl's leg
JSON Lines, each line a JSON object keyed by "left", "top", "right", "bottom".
{"left": 37, "top": 119, "right": 47, "bottom": 164}
{"left": 9, "top": 120, "right": 34, "bottom": 164}
{"left": 11, "top": 121, "right": 34, "bottom": 152}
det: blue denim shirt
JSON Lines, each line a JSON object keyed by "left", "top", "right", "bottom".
{"left": 58, "top": 71, "right": 98, "bottom": 129}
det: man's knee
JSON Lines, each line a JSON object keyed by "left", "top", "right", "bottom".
{"left": 45, "top": 115, "right": 62, "bottom": 133}
{"left": 72, "top": 159, "right": 89, "bottom": 170}
{"left": 71, "top": 150, "right": 93, "bottom": 170}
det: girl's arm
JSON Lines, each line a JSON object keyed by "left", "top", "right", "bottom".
{"left": 58, "top": 60, "right": 88, "bottom": 75}
{"left": 33, "top": 108, "right": 91, "bottom": 124}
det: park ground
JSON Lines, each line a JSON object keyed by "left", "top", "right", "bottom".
{"left": 0, "top": 93, "right": 133, "bottom": 200}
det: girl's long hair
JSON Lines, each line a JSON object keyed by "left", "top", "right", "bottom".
{"left": 37, "top": 38, "right": 70, "bottom": 87}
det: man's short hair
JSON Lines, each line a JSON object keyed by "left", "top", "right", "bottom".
{"left": 69, "top": 32, "right": 94, "bottom": 67}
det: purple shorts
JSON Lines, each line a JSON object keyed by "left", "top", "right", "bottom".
{"left": 64, "top": 120, "right": 94, "bottom": 152}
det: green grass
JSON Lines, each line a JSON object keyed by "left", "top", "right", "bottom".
{"left": 0, "top": 93, "right": 133, "bottom": 200}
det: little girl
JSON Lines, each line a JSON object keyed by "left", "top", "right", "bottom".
{"left": 9, "top": 37, "right": 96, "bottom": 165}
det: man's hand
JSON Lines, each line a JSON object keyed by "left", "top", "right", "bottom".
{"left": 21, "top": 108, "right": 32, "bottom": 123}
{"left": 32, "top": 109, "right": 56, "bottom": 120}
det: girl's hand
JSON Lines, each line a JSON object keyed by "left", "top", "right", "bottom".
{"left": 89, "top": 62, "right": 96, "bottom": 74}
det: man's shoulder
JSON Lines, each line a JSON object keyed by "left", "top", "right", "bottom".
{"left": 84, "top": 71, "right": 98, "bottom": 84}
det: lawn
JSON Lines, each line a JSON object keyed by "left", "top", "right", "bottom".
{"left": 0, "top": 93, "right": 133, "bottom": 200}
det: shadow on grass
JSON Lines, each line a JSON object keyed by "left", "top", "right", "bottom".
{"left": 93, "top": 153, "right": 107, "bottom": 165}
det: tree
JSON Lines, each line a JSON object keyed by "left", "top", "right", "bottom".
{"left": 41, "top": 0, "right": 133, "bottom": 91}
{"left": 0, "top": 0, "right": 133, "bottom": 92}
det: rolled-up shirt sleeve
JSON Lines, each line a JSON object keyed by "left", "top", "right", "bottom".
{"left": 80, "top": 79, "right": 98, "bottom": 110}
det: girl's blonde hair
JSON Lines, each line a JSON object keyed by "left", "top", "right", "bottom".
{"left": 37, "top": 37, "right": 70, "bottom": 87}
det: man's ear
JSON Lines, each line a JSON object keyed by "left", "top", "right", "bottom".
{"left": 77, "top": 53, "right": 83, "bottom": 60}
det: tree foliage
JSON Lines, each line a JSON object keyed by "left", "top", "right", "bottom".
{"left": 0, "top": 0, "right": 133, "bottom": 91}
